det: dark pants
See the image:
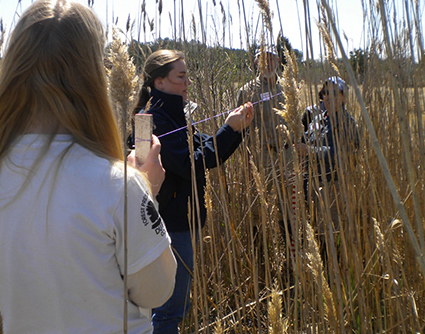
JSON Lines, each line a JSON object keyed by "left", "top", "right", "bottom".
{"left": 152, "top": 230, "right": 194, "bottom": 334}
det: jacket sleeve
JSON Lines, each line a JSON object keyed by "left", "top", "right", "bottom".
{"left": 154, "top": 115, "right": 243, "bottom": 181}
{"left": 204, "top": 124, "right": 244, "bottom": 166}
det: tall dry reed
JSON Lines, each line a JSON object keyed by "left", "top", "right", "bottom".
{"left": 0, "top": 19, "right": 5, "bottom": 57}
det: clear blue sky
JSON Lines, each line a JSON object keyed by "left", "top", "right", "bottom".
{"left": 0, "top": 0, "right": 413, "bottom": 59}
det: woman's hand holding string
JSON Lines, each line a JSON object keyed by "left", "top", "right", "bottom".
{"left": 225, "top": 102, "right": 254, "bottom": 132}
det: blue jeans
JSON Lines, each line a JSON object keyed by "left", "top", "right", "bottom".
{"left": 152, "top": 230, "right": 194, "bottom": 334}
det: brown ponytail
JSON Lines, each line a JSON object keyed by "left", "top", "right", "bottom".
{"left": 132, "top": 49, "right": 185, "bottom": 114}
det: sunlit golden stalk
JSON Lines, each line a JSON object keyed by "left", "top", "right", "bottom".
{"left": 268, "top": 286, "right": 288, "bottom": 334}
{"left": 318, "top": 20, "right": 340, "bottom": 76}
{"left": 305, "top": 221, "right": 337, "bottom": 329}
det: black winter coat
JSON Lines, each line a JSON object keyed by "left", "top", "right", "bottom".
{"left": 145, "top": 89, "right": 243, "bottom": 232}
{"left": 302, "top": 101, "right": 359, "bottom": 182}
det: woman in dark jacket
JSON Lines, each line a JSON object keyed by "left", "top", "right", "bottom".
{"left": 133, "top": 49, "right": 253, "bottom": 334}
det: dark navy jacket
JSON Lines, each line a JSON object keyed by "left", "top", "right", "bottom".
{"left": 145, "top": 89, "right": 243, "bottom": 232}
{"left": 302, "top": 101, "right": 359, "bottom": 182}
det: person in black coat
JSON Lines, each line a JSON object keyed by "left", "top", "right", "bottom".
{"left": 302, "top": 77, "right": 359, "bottom": 184}
{"left": 300, "top": 76, "right": 359, "bottom": 246}
{"left": 132, "top": 49, "right": 254, "bottom": 334}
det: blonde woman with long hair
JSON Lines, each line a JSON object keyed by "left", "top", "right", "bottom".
{"left": 0, "top": 1, "right": 176, "bottom": 333}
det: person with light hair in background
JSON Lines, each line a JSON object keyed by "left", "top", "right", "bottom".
{"left": 0, "top": 1, "right": 176, "bottom": 333}
{"left": 236, "top": 44, "right": 292, "bottom": 240}
{"left": 132, "top": 49, "right": 254, "bottom": 334}
{"left": 237, "top": 45, "right": 287, "bottom": 160}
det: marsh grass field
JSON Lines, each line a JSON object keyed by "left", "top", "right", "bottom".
{"left": 1, "top": 0, "right": 425, "bottom": 333}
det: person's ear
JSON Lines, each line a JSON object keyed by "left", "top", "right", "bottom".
{"left": 154, "top": 77, "right": 164, "bottom": 90}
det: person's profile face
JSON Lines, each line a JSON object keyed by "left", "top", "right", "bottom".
{"left": 155, "top": 59, "right": 192, "bottom": 101}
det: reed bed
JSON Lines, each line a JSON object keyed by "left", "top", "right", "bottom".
{"left": 1, "top": 0, "right": 424, "bottom": 333}
{"left": 181, "top": 1, "right": 424, "bottom": 332}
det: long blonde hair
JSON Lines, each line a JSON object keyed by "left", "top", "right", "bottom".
{"left": 133, "top": 49, "right": 185, "bottom": 113}
{"left": 0, "top": 0, "right": 123, "bottom": 161}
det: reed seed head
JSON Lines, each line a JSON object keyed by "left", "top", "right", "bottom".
{"left": 106, "top": 28, "right": 140, "bottom": 137}
{"left": 305, "top": 221, "right": 337, "bottom": 325}
{"left": 318, "top": 17, "right": 340, "bottom": 76}
{"left": 255, "top": 0, "right": 272, "bottom": 34}
{"left": 268, "top": 286, "right": 288, "bottom": 334}
{"left": 373, "top": 217, "right": 385, "bottom": 256}
{"left": 213, "top": 317, "right": 224, "bottom": 334}
{"left": 274, "top": 48, "right": 303, "bottom": 142}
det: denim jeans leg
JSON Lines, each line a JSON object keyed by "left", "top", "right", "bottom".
{"left": 152, "top": 230, "right": 194, "bottom": 334}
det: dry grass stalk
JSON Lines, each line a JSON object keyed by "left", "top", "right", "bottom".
{"left": 318, "top": 11, "right": 340, "bottom": 76}
{"left": 388, "top": 219, "right": 404, "bottom": 264}
{"left": 254, "top": 0, "right": 272, "bottom": 35}
{"left": 213, "top": 317, "right": 224, "bottom": 334}
{"left": 268, "top": 286, "right": 288, "bottom": 334}
{"left": 305, "top": 221, "right": 337, "bottom": 329}
{"left": 373, "top": 217, "right": 385, "bottom": 259}
{"left": 258, "top": 42, "right": 267, "bottom": 76}
{"left": 106, "top": 28, "right": 140, "bottom": 138}
{"left": 275, "top": 48, "right": 303, "bottom": 141}
{"left": 191, "top": 13, "right": 197, "bottom": 41}
{"left": 220, "top": 2, "right": 226, "bottom": 26}
{"left": 144, "top": 97, "right": 153, "bottom": 114}
{"left": 141, "top": 0, "right": 146, "bottom": 34}
{"left": 0, "top": 19, "right": 5, "bottom": 56}
{"left": 249, "top": 150, "right": 268, "bottom": 210}
{"left": 204, "top": 170, "right": 213, "bottom": 215}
